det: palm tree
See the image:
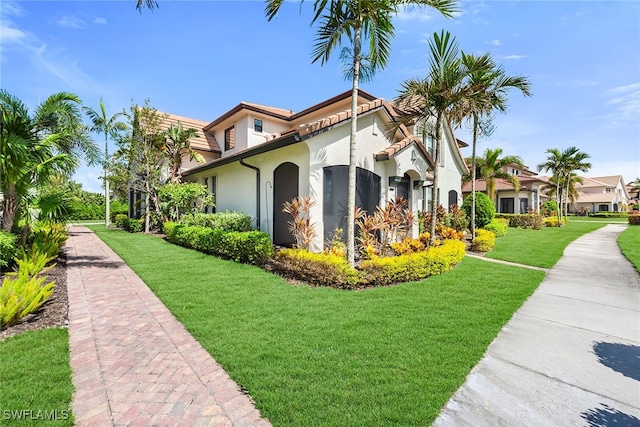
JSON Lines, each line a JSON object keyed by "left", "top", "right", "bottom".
{"left": 560, "top": 146, "right": 590, "bottom": 218}
{"left": 0, "top": 90, "right": 79, "bottom": 232}
{"left": 136, "top": 0, "right": 157, "bottom": 11}
{"left": 457, "top": 53, "right": 531, "bottom": 239}
{"left": 537, "top": 148, "right": 564, "bottom": 227}
{"left": 84, "top": 99, "right": 129, "bottom": 227}
{"left": 161, "top": 123, "right": 204, "bottom": 183}
{"left": 475, "top": 148, "right": 525, "bottom": 202}
{"left": 392, "top": 30, "right": 486, "bottom": 244}
{"left": 266, "top": 1, "right": 458, "bottom": 266}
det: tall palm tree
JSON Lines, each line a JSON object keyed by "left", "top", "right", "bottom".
{"left": 475, "top": 147, "right": 525, "bottom": 202}
{"left": 392, "top": 30, "right": 486, "bottom": 244}
{"left": 136, "top": 0, "right": 158, "bottom": 11}
{"left": 560, "top": 146, "right": 590, "bottom": 218}
{"left": 161, "top": 123, "right": 204, "bottom": 183}
{"left": 0, "top": 90, "right": 78, "bottom": 232}
{"left": 537, "top": 148, "right": 564, "bottom": 227}
{"left": 84, "top": 99, "right": 129, "bottom": 227}
{"left": 457, "top": 53, "right": 531, "bottom": 239}
{"left": 266, "top": 1, "right": 458, "bottom": 265}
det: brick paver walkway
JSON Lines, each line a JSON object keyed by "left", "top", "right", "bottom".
{"left": 65, "top": 226, "right": 271, "bottom": 427}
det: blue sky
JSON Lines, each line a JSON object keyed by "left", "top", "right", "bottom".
{"left": 2, "top": 0, "right": 639, "bottom": 194}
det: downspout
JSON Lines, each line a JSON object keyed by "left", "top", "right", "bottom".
{"left": 240, "top": 158, "right": 260, "bottom": 230}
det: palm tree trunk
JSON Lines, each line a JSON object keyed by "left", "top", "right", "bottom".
{"left": 556, "top": 180, "right": 561, "bottom": 228}
{"left": 429, "top": 114, "right": 442, "bottom": 245}
{"left": 1, "top": 186, "right": 18, "bottom": 233}
{"left": 470, "top": 115, "right": 478, "bottom": 240}
{"left": 104, "top": 136, "right": 111, "bottom": 227}
{"left": 346, "top": 26, "right": 361, "bottom": 267}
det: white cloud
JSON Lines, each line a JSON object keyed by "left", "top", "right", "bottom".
{"left": 94, "top": 17, "right": 107, "bottom": 25}
{"left": 396, "top": 6, "right": 435, "bottom": 22}
{"left": 503, "top": 54, "right": 528, "bottom": 60}
{"left": 607, "top": 83, "right": 640, "bottom": 95}
{"left": 600, "top": 82, "right": 640, "bottom": 128}
{"left": 0, "top": 23, "right": 27, "bottom": 46}
{"left": 487, "top": 39, "right": 501, "bottom": 46}
{"left": 56, "top": 15, "right": 86, "bottom": 29}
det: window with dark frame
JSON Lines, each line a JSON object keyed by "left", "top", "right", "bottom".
{"left": 254, "top": 119, "right": 263, "bottom": 133}
{"left": 224, "top": 125, "right": 235, "bottom": 151}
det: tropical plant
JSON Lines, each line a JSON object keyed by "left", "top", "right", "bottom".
{"left": 266, "top": 0, "right": 458, "bottom": 267}
{"left": 84, "top": 99, "right": 129, "bottom": 227}
{"left": 112, "top": 101, "right": 166, "bottom": 233}
{"left": 392, "top": 30, "right": 488, "bottom": 245}
{"left": 136, "top": 0, "right": 158, "bottom": 11}
{"left": 0, "top": 90, "right": 91, "bottom": 233}
{"left": 282, "top": 196, "right": 317, "bottom": 250}
{"left": 457, "top": 53, "right": 531, "bottom": 240}
{"left": 462, "top": 191, "right": 495, "bottom": 228}
{"left": 473, "top": 147, "right": 525, "bottom": 202}
{"left": 161, "top": 123, "right": 205, "bottom": 183}
{"left": 158, "top": 182, "right": 214, "bottom": 221}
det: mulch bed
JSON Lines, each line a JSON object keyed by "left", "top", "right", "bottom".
{"left": 0, "top": 253, "right": 69, "bottom": 341}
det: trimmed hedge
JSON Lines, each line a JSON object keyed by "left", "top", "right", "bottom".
{"left": 495, "top": 213, "right": 543, "bottom": 230}
{"left": 590, "top": 212, "right": 629, "bottom": 218}
{"left": 180, "top": 211, "right": 253, "bottom": 232}
{"left": 270, "top": 239, "right": 466, "bottom": 288}
{"left": 462, "top": 192, "right": 495, "bottom": 228}
{"left": 163, "top": 222, "right": 273, "bottom": 265}
{"left": 629, "top": 214, "right": 640, "bottom": 225}
{"left": 115, "top": 215, "right": 143, "bottom": 233}
{"left": 543, "top": 216, "right": 566, "bottom": 227}
{"left": 471, "top": 229, "right": 496, "bottom": 252}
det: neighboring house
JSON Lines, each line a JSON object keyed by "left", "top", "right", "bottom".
{"left": 569, "top": 175, "right": 630, "bottom": 213}
{"left": 154, "top": 89, "right": 467, "bottom": 251}
{"left": 626, "top": 182, "right": 639, "bottom": 209}
{"left": 461, "top": 163, "right": 548, "bottom": 214}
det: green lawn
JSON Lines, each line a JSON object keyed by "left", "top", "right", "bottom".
{"left": 89, "top": 225, "right": 544, "bottom": 426}
{"left": 486, "top": 221, "right": 606, "bottom": 268}
{"left": 0, "top": 328, "right": 74, "bottom": 426}
{"left": 618, "top": 225, "right": 640, "bottom": 272}
{"left": 566, "top": 216, "right": 627, "bottom": 223}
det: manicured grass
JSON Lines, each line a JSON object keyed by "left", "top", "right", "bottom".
{"left": 90, "top": 225, "right": 544, "bottom": 426}
{"left": 486, "top": 221, "right": 606, "bottom": 268}
{"left": 567, "top": 216, "right": 627, "bottom": 223}
{"left": 0, "top": 328, "right": 74, "bottom": 426}
{"left": 618, "top": 225, "right": 640, "bottom": 272}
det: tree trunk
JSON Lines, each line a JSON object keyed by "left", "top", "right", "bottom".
{"left": 470, "top": 115, "right": 478, "bottom": 240}
{"left": 346, "top": 26, "right": 361, "bottom": 268}
{"left": 105, "top": 137, "right": 111, "bottom": 227}
{"left": 556, "top": 181, "right": 562, "bottom": 228}
{"left": 1, "top": 186, "right": 19, "bottom": 233}
{"left": 144, "top": 175, "right": 151, "bottom": 233}
{"left": 429, "top": 114, "right": 442, "bottom": 245}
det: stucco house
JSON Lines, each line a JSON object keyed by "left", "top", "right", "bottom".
{"left": 147, "top": 90, "right": 467, "bottom": 251}
{"left": 569, "top": 175, "right": 630, "bottom": 213}
{"left": 462, "top": 163, "right": 548, "bottom": 214}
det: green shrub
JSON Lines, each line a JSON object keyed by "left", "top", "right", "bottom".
{"left": 462, "top": 192, "right": 495, "bottom": 228}
{"left": 541, "top": 200, "right": 558, "bottom": 217}
{"left": 0, "top": 231, "right": 17, "bottom": 273}
{"left": 484, "top": 218, "right": 508, "bottom": 237}
{"left": 495, "top": 213, "right": 543, "bottom": 230}
{"left": 110, "top": 200, "right": 129, "bottom": 222}
{"left": 10, "top": 249, "right": 56, "bottom": 278}
{"left": 115, "top": 216, "right": 143, "bottom": 233}
{"left": 30, "top": 221, "right": 68, "bottom": 259}
{"left": 629, "top": 214, "right": 640, "bottom": 225}
{"left": 0, "top": 268, "right": 55, "bottom": 329}
{"left": 446, "top": 205, "right": 469, "bottom": 232}
{"left": 163, "top": 223, "right": 273, "bottom": 265}
{"left": 180, "top": 211, "right": 253, "bottom": 232}
{"left": 271, "top": 249, "right": 359, "bottom": 289}
{"left": 115, "top": 214, "right": 129, "bottom": 228}
{"left": 590, "top": 212, "right": 629, "bottom": 218}
{"left": 471, "top": 229, "right": 496, "bottom": 252}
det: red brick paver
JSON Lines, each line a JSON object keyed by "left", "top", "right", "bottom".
{"left": 66, "top": 226, "right": 271, "bottom": 427}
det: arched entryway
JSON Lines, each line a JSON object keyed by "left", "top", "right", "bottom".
{"left": 273, "top": 162, "right": 299, "bottom": 247}
{"left": 396, "top": 173, "right": 411, "bottom": 202}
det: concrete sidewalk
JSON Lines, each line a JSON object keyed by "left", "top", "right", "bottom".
{"left": 434, "top": 224, "right": 640, "bottom": 426}
{"left": 65, "top": 226, "right": 271, "bottom": 427}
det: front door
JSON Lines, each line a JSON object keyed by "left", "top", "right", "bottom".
{"left": 273, "top": 162, "right": 299, "bottom": 247}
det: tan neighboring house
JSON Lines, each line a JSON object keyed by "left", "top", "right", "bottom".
{"left": 461, "top": 163, "right": 548, "bottom": 214}
{"left": 570, "top": 175, "right": 630, "bottom": 213}
{"left": 144, "top": 89, "right": 468, "bottom": 250}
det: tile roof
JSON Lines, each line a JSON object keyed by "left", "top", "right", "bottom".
{"left": 462, "top": 176, "right": 546, "bottom": 193}
{"left": 578, "top": 175, "right": 623, "bottom": 188}
{"left": 159, "top": 112, "right": 221, "bottom": 153}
